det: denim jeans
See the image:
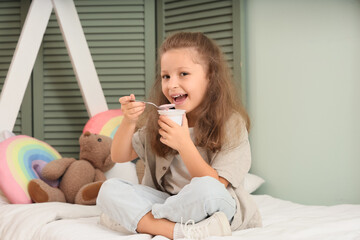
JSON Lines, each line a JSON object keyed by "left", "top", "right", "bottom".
{"left": 96, "top": 176, "right": 236, "bottom": 233}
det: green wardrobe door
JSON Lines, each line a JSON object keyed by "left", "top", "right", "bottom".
{"left": 33, "top": 0, "right": 155, "bottom": 157}
{"left": 158, "top": 1, "right": 234, "bottom": 66}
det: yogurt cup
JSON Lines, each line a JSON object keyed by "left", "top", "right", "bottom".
{"left": 157, "top": 109, "right": 186, "bottom": 126}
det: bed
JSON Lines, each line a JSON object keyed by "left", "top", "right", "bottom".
{"left": 1, "top": 172, "right": 360, "bottom": 240}
{"left": 1, "top": 194, "right": 360, "bottom": 240}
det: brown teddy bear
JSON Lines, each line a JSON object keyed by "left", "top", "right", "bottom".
{"left": 28, "top": 131, "right": 115, "bottom": 205}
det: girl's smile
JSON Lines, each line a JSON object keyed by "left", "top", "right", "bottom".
{"left": 161, "top": 48, "right": 209, "bottom": 118}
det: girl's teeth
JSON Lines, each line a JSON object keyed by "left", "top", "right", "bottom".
{"left": 173, "top": 94, "right": 187, "bottom": 103}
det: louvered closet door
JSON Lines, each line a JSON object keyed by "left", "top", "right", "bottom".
{"left": 158, "top": 0, "right": 241, "bottom": 75}
{"left": 33, "top": 0, "right": 155, "bottom": 157}
{"left": 0, "top": 0, "right": 31, "bottom": 135}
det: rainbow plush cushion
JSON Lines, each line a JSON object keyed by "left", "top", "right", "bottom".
{"left": 83, "top": 109, "right": 123, "bottom": 138}
{"left": 0, "top": 135, "right": 62, "bottom": 204}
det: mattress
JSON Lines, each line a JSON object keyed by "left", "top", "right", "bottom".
{"left": 1, "top": 194, "right": 359, "bottom": 240}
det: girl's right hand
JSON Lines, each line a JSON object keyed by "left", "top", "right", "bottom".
{"left": 119, "top": 94, "right": 145, "bottom": 124}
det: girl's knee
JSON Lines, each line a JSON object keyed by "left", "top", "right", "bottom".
{"left": 191, "top": 176, "right": 225, "bottom": 191}
{"left": 192, "top": 177, "right": 236, "bottom": 220}
{"left": 189, "top": 176, "right": 230, "bottom": 199}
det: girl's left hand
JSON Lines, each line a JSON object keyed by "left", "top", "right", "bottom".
{"left": 158, "top": 114, "right": 191, "bottom": 151}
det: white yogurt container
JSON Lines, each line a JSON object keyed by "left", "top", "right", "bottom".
{"left": 157, "top": 109, "right": 186, "bottom": 126}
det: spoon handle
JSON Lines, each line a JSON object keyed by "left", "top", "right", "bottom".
{"left": 130, "top": 100, "right": 158, "bottom": 108}
{"left": 130, "top": 100, "right": 175, "bottom": 110}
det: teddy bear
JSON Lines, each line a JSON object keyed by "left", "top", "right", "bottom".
{"left": 27, "top": 131, "right": 115, "bottom": 205}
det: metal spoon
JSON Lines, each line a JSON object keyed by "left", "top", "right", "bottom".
{"left": 130, "top": 100, "right": 175, "bottom": 110}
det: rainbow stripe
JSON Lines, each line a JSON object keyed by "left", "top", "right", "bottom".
{"left": 0, "top": 135, "right": 61, "bottom": 204}
{"left": 83, "top": 109, "right": 123, "bottom": 139}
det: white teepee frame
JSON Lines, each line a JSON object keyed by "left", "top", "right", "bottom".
{"left": 0, "top": 0, "right": 108, "bottom": 133}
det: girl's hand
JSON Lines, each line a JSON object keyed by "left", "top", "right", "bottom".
{"left": 158, "top": 114, "right": 192, "bottom": 151}
{"left": 119, "top": 94, "right": 145, "bottom": 124}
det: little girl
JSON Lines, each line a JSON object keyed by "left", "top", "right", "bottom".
{"left": 97, "top": 32, "right": 262, "bottom": 239}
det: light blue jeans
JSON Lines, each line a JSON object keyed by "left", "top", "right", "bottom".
{"left": 96, "top": 176, "right": 236, "bottom": 233}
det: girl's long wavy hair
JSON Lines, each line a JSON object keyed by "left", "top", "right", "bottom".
{"left": 138, "top": 32, "right": 250, "bottom": 158}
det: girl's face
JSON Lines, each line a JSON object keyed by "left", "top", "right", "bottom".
{"left": 161, "top": 48, "right": 209, "bottom": 116}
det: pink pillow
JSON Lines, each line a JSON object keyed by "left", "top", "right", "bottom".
{"left": 0, "top": 135, "right": 61, "bottom": 204}
{"left": 83, "top": 109, "right": 123, "bottom": 138}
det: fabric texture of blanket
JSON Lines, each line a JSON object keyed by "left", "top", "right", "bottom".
{"left": 0, "top": 202, "right": 100, "bottom": 240}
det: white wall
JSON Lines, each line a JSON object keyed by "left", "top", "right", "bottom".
{"left": 246, "top": 0, "right": 360, "bottom": 205}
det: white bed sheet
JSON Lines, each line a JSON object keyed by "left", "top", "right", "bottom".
{"left": 1, "top": 195, "right": 360, "bottom": 240}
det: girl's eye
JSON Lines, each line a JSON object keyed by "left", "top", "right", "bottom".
{"left": 162, "top": 75, "right": 170, "bottom": 80}
{"left": 180, "top": 72, "right": 189, "bottom": 77}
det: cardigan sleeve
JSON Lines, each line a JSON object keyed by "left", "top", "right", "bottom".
{"left": 131, "top": 127, "right": 147, "bottom": 162}
{"left": 210, "top": 114, "right": 251, "bottom": 188}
